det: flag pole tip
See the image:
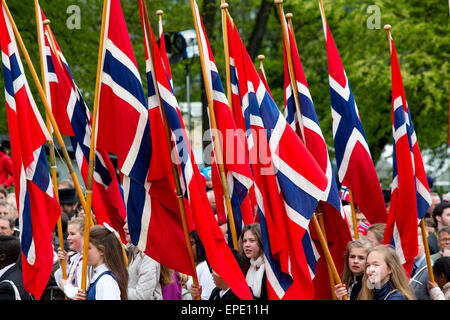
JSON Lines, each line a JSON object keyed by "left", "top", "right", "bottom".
{"left": 274, "top": 0, "right": 283, "bottom": 4}
{"left": 220, "top": 3, "right": 229, "bottom": 9}
{"left": 257, "top": 54, "right": 265, "bottom": 61}
{"left": 43, "top": 19, "right": 50, "bottom": 25}
{"left": 156, "top": 10, "right": 164, "bottom": 16}
{"left": 383, "top": 24, "right": 391, "bottom": 31}
{"left": 286, "top": 13, "right": 293, "bottom": 19}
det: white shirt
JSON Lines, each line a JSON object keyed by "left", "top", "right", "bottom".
{"left": 55, "top": 252, "right": 88, "bottom": 299}
{"left": 186, "top": 261, "right": 215, "bottom": 300}
{"left": 88, "top": 264, "right": 121, "bottom": 300}
{"left": 0, "top": 263, "right": 15, "bottom": 278}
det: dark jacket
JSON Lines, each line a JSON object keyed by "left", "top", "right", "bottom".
{"left": 409, "top": 257, "right": 430, "bottom": 300}
{"left": 373, "top": 282, "right": 406, "bottom": 300}
{"left": 0, "top": 263, "right": 31, "bottom": 300}
{"left": 209, "top": 287, "right": 241, "bottom": 301}
{"left": 349, "top": 274, "right": 364, "bottom": 300}
{"left": 427, "top": 232, "right": 440, "bottom": 255}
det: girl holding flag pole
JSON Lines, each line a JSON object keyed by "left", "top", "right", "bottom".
{"left": 74, "top": 225, "right": 128, "bottom": 300}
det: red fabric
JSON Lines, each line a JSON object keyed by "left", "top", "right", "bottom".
{"left": 1, "top": 2, "right": 60, "bottom": 299}
{"left": 0, "top": 151, "right": 13, "bottom": 187}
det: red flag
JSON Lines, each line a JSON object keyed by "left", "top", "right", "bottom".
{"left": 147, "top": 0, "right": 254, "bottom": 299}
{"left": 382, "top": 31, "right": 431, "bottom": 276}
{"left": 226, "top": 12, "right": 328, "bottom": 300}
{"left": 319, "top": 5, "right": 387, "bottom": 225}
{"left": 0, "top": 2, "right": 60, "bottom": 299}
{"left": 197, "top": 18, "right": 255, "bottom": 242}
{"left": 281, "top": 14, "right": 351, "bottom": 299}
{"left": 94, "top": 0, "right": 194, "bottom": 276}
{"left": 37, "top": 3, "right": 127, "bottom": 241}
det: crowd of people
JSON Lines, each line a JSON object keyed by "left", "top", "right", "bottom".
{"left": 1, "top": 136, "right": 450, "bottom": 300}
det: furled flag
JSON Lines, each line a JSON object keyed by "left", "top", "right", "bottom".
{"left": 95, "top": 0, "right": 194, "bottom": 276}
{"left": 226, "top": 12, "right": 328, "bottom": 299}
{"left": 382, "top": 30, "right": 431, "bottom": 276}
{"left": 0, "top": 2, "right": 60, "bottom": 299}
{"left": 193, "top": 2, "right": 254, "bottom": 245}
{"left": 157, "top": 11, "right": 173, "bottom": 86}
{"left": 146, "top": 0, "right": 253, "bottom": 300}
{"left": 282, "top": 15, "right": 351, "bottom": 299}
{"left": 319, "top": 3, "right": 387, "bottom": 225}
{"left": 36, "top": 2, "right": 127, "bottom": 241}
{"left": 258, "top": 56, "right": 273, "bottom": 98}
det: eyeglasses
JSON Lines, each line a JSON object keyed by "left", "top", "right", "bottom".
{"left": 439, "top": 237, "right": 450, "bottom": 242}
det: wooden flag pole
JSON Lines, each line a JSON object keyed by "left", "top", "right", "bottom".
{"left": 221, "top": 2, "right": 233, "bottom": 112}
{"left": 141, "top": 0, "right": 200, "bottom": 297}
{"left": 220, "top": 2, "right": 242, "bottom": 251}
{"left": 79, "top": 0, "right": 109, "bottom": 293}
{"left": 384, "top": 24, "right": 435, "bottom": 284}
{"left": 275, "top": 1, "right": 347, "bottom": 299}
{"left": 33, "top": 7, "right": 67, "bottom": 282}
{"left": 318, "top": 212, "right": 337, "bottom": 300}
{"left": 318, "top": 0, "right": 359, "bottom": 243}
{"left": 349, "top": 189, "right": 359, "bottom": 239}
{"left": 190, "top": 0, "right": 240, "bottom": 251}
{"left": 310, "top": 214, "right": 347, "bottom": 299}
{"left": 420, "top": 219, "right": 435, "bottom": 283}
{"left": 274, "top": 0, "right": 306, "bottom": 145}
{"left": 2, "top": 0, "right": 90, "bottom": 224}
{"left": 257, "top": 54, "right": 265, "bottom": 70}
{"left": 42, "top": 16, "right": 95, "bottom": 228}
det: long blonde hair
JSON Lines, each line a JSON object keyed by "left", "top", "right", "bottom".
{"left": 159, "top": 265, "right": 174, "bottom": 286}
{"left": 358, "top": 245, "right": 415, "bottom": 300}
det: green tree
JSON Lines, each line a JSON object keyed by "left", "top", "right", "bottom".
{"left": 0, "top": 0, "right": 448, "bottom": 167}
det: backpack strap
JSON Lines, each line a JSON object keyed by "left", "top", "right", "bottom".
{"left": 1, "top": 280, "right": 21, "bottom": 300}
{"left": 383, "top": 289, "right": 398, "bottom": 300}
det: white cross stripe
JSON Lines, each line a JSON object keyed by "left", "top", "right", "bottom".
{"left": 263, "top": 254, "right": 286, "bottom": 299}
{"left": 329, "top": 74, "right": 350, "bottom": 101}
{"left": 337, "top": 128, "right": 372, "bottom": 182}
{"left": 284, "top": 201, "right": 310, "bottom": 230}
{"left": 105, "top": 38, "right": 142, "bottom": 84}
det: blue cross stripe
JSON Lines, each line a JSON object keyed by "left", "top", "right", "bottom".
{"left": 100, "top": 45, "right": 153, "bottom": 247}
{"left": 392, "top": 100, "right": 429, "bottom": 220}
{"left": 258, "top": 206, "right": 294, "bottom": 294}
{"left": 259, "top": 91, "right": 319, "bottom": 220}
{"left": 3, "top": 52, "right": 19, "bottom": 97}
{"left": 44, "top": 50, "right": 113, "bottom": 188}
{"left": 330, "top": 83, "right": 369, "bottom": 169}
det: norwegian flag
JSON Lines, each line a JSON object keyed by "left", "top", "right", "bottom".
{"left": 95, "top": 0, "right": 193, "bottom": 276}
{"left": 340, "top": 185, "right": 350, "bottom": 202}
{"left": 194, "top": 3, "right": 254, "bottom": 245}
{"left": 36, "top": 2, "right": 127, "bottom": 241}
{"left": 319, "top": 4, "right": 387, "bottom": 225}
{"left": 0, "top": 3, "right": 60, "bottom": 299}
{"left": 143, "top": 0, "right": 253, "bottom": 300}
{"left": 382, "top": 31, "right": 431, "bottom": 276}
{"left": 226, "top": 14, "right": 328, "bottom": 299}
{"left": 358, "top": 221, "right": 370, "bottom": 236}
{"left": 282, "top": 16, "right": 351, "bottom": 299}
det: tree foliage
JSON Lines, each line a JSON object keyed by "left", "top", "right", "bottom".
{"left": 0, "top": 0, "right": 448, "bottom": 165}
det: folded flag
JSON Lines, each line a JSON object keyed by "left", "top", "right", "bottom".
{"left": 0, "top": 2, "right": 60, "bottom": 299}
{"left": 382, "top": 29, "right": 431, "bottom": 276}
